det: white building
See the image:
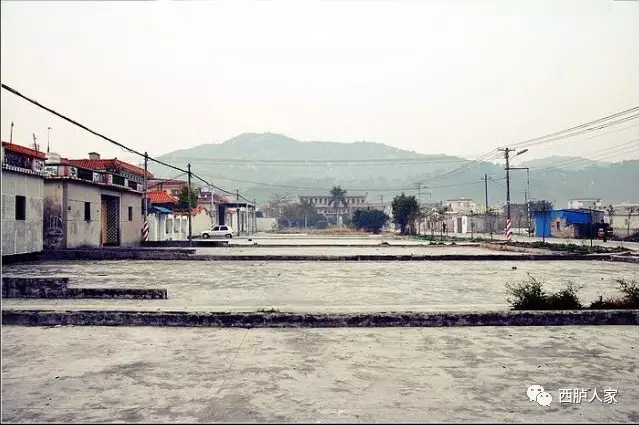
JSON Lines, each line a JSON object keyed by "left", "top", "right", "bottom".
{"left": 568, "top": 198, "right": 602, "bottom": 210}
{"left": 444, "top": 198, "right": 477, "bottom": 214}
{"left": 1, "top": 142, "right": 45, "bottom": 256}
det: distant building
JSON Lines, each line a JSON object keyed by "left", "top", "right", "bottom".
{"left": 568, "top": 198, "right": 602, "bottom": 210}
{"left": 144, "top": 189, "right": 178, "bottom": 211}
{"left": 606, "top": 203, "right": 639, "bottom": 237}
{"left": 1, "top": 141, "right": 46, "bottom": 256}
{"left": 43, "top": 151, "right": 149, "bottom": 249}
{"left": 444, "top": 198, "right": 477, "bottom": 214}
{"left": 299, "top": 194, "right": 367, "bottom": 218}
{"left": 147, "top": 179, "right": 189, "bottom": 197}
{"left": 534, "top": 209, "right": 604, "bottom": 239}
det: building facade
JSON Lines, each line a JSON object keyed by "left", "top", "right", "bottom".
{"left": 298, "top": 194, "right": 367, "bottom": 218}
{"left": 43, "top": 152, "right": 147, "bottom": 249}
{"left": 568, "top": 198, "right": 602, "bottom": 210}
{"left": 1, "top": 142, "right": 45, "bottom": 256}
{"left": 444, "top": 198, "right": 477, "bottom": 214}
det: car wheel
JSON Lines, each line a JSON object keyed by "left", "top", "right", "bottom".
{"left": 202, "top": 233, "right": 210, "bottom": 239}
{"left": 225, "top": 234, "right": 232, "bottom": 239}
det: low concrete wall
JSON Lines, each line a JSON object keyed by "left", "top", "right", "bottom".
{"left": 142, "top": 240, "right": 229, "bottom": 248}
{"left": 2, "top": 277, "right": 167, "bottom": 299}
{"left": 2, "top": 277, "right": 69, "bottom": 298}
{"left": 40, "top": 248, "right": 195, "bottom": 261}
{"left": 186, "top": 254, "right": 613, "bottom": 261}
{"left": 2, "top": 309, "right": 637, "bottom": 328}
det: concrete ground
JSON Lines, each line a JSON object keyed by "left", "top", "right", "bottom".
{"left": 3, "top": 260, "right": 638, "bottom": 312}
{"left": 2, "top": 325, "right": 638, "bottom": 423}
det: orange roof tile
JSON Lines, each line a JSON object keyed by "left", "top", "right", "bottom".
{"left": 2, "top": 141, "right": 47, "bottom": 160}
{"left": 144, "top": 190, "right": 178, "bottom": 204}
{"left": 66, "top": 158, "right": 154, "bottom": 179}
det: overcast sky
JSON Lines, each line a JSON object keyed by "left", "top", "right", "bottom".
{"left": 1, "top": 0, "right": 638, "bottom": 166}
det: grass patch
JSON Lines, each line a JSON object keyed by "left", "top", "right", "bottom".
{"left": 506, "top": 241, "right": 627, "bottom": 254}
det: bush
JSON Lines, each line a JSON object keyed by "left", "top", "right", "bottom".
{"left": 545, "top": 282, "right": 583, "bottom": 310}
{"left": 589, "top": 279, "right": 639, "bottom": 309}
{"left": 506, "top": 274, "right": 548, "bottom": 310}
{"left": 506, "top": 274, "right": 583, "bottom": 310}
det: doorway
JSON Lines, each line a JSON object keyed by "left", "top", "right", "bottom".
{"left": 101, "top": 195, "right": 120, "bottom": 246}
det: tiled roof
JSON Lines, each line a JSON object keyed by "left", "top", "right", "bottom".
{"left": 1, "top": 141, "right": 47, "bottom": 160}
{"left": 144, "top": 190, "right": 177, "bottom": 204}
{"left": 66, "top": 158, "right": 154, "bottom": 179}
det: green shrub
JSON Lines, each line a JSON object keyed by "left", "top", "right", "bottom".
{"left": 589, "top": 279, "right": 639, "bottom": 309}
{"left": 506, "top": 274, "right": 583, "bottom": 310}
{"left": 545, "top": 282, "right": 583, "bottom": 310}
{"left": 506, "top": 274, "right": 548, "bottom": 310}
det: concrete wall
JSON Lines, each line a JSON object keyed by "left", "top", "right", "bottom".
{"left": 119, "top": 191, "right": 142, "bottom": 247}
{"left": 64, "top": 181, "right": 102, "bottom": 248}
{"left": 44, "top": 180, "right": 142, "bottom": 248}
{"left": 1, "top": 169, "right": 44, "bottom": 255}
{"left": 256, "top": 217, "right": 278, "bottom": 232}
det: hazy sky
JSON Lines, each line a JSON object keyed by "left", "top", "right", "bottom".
{"left": 1, "top": 0, "right": 638, "bottom": 166}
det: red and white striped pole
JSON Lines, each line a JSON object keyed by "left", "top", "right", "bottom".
{"left": 506, "top": 218, "right": 512, "bottom": 241}
{"left": 142, "top": 220, "right": 149, "bottom": 242}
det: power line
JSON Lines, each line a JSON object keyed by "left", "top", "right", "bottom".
{"left": 2, "top": 83, "right": 251, "bottom": 202}
{"left": 530, "top": 137, "right": 639, "bottom": 174}
{"left": 509, "top": 106, "right": 639, "bottom": 149}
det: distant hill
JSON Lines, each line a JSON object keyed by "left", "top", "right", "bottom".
{"left": 520, "top": 156, "right": 598, "bottom": 171}
{"left": 152, "top": 133, "right": 639, "bottom": 208}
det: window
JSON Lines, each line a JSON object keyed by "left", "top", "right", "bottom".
{"left": 166, "top": 219, "right": 172, "bottom": 234}
{"left": 221, "top": 226, "right": 228, "bottom": 231}
{"left": 212, "top": 226, "right": 220, "bottom": 231}
{"left": 15, "top": 196, "right": 26, "bottom": 220}
{"left": 128, "top": 206, "right": 133, "bottom": 221}
{"left": 84, "top": 202, "right": 91, "bottom": 221}
{"left": 556, "top": 221, "right": 560, "bottom": 231}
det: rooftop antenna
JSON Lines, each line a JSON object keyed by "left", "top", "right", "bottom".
{"left": 47, "top": 127, "right": 52, "bottom": 153}
{"left": 32, "top": 133, "right": 38, "bottom": 151}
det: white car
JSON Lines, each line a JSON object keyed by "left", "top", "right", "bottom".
{"left": 201, "top": 225, "right": 233, "bottom": 239}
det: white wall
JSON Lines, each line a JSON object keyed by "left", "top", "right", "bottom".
{"left": 1, "top": 169, "right": 44, "bottom": 255}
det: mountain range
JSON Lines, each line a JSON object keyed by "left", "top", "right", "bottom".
{"left": 152, "top": 132, "right": 639, "bottom": 208}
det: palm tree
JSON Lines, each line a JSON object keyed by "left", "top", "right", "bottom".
{"left": 328, "top": 186, "right": 348, "bottom": 227}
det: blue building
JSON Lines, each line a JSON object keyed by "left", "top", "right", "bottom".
{"left": 534, "top": 209, "right": 604, "bottom": 239}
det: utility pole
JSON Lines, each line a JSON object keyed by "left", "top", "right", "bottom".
{"left": 236, "top": 189, "right": 240, "bottom": 236}
{"left": 9, "top": 122, "right": 14, "bottom": 144}
{"left": 253, "top": 198, "right": 257, "bottom": 234}
{"left": 481, "top": 174, "right": 491, "bottom": 237}
{"left": 142, "top": 152, "right": 149, "bottom": 243}
{"left": 47, "top": 127, "right": 52, "bottom": 153}
{"left": 187, "top": 163, "right": 192, "bottom": 246}
{"left": 32, "top": 133, "right": 38, "bottom": 151}
{"left": 500, "top": 148, "right": 529, "bottom": 241}
{"left": 417, "top": 182, "right": 422, "bottom": 207}
{"left": 210, "top": 187, "right": 216, "bottom": 227}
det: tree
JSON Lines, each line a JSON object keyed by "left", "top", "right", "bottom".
{"left": 298, "top": 198, "right": 315, "bottom": 228}
{"left": 352, "top": 208, "right": 390, "bottom": 233}
{"left": 177, "top": 185, "right": 198, "bottom": 211}
{"left": 391, "top": 193, "right": 420, "bottom": 235}
{"left": 266, "top": 192, "right": 291, "bottom": 218}
{"left": 605, "top": 204, "right": 615, "bottom": 227}
{"left": 328, "top": 186, "right": 348, "bottom": 227}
